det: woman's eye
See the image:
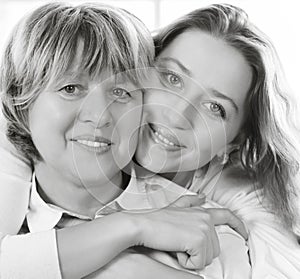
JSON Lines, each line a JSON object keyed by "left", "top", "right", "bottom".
{"left": 59, "top": 84, "right": 82, "bottom": 97}
{"left": 64, "top": 85, "right": 76, "bottom": 94}
{"left": 203, "top": 102, "right": 227, "bottom": 119}
{"left": 167, "top": 73, "right": 180, "bottom": 85}
{"left": 160, "top": 70, "right": 183, "bottom": 89}
{"left": 112, "top": 87, "right": 132, "bottom": 102}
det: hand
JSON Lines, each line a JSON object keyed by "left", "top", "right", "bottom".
{"left": 205, "top": 208, "right": 248, "bottom": 240}
{"left": 126, "top": 203, "right": 220, "bottom": 270}
{"left": 173, "top": 206, "right": 248, "bottom": 270}
{"left": 129, "top": 194, "right": 247, "bottom": 270}
{"left": 171, "top": 195, "right": 248, "bottom": 240}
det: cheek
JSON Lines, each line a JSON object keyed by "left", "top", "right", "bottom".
{"left": 194, "top": 118, "right": 240, "bottom": 159}
{"left": 28, "top": 94, "right": 76, "bottom": 151}
{"left": 193, "top": 120, "right": 227, "bottom": 153}
{"left": 112, "top": 103, "right": 143, "bottom": 153}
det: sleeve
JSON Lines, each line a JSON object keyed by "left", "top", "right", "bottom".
{"left": 211, "top": 173, "right": 300, "bottom": 279}
{"left": 0, "top": 113, "right": 32, "bottom": 235}
{"left": 200, "top": 225, "right": 251, "bottom": 279}
{"left": 0, "top": 115, "right": 62, "bottom": 278}
{"left": 0, "top": 230, "right": 62, "bottom": 279}
{"left": 200, "top": 201, "right": 251, "bottom": 279}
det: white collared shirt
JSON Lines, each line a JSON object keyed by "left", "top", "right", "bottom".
{"left": 23, "top": 165, "right": 250, "bottom": 279}
{"left": 26, "top": 166, "right": 198, "bottom": 232}
{"left": 1, "top": 111, "right": 300, "bottom": 278}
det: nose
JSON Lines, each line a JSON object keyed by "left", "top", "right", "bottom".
{"left": 78, "top": 87, "right": 112, "bottom": 128}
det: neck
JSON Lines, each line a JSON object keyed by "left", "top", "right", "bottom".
{"left": 34, "top": 162, "right": 124, "bottom": 218}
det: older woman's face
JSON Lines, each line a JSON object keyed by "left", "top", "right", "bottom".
{"left": 28, "top": 42, "right": 143, "bottom": 189}
{"left": 136, "top": 30, "right": 252, "bottom": 173}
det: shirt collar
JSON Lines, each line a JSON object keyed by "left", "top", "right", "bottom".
{"left": 27, "top": 176, "right": 65, "bottom": 233}
{"left": 100, "top": 165, "right": 196, "bottom": 213}
{"left": 27, "top": 165, "right": 198, "bottom": 233}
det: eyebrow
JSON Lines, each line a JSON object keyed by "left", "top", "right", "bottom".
{"left": 157, "top": 57, "right": 192, "bottom": 77}
{"left": 158, "top": 57, "right": 239, "bottom": 114}
{"left": 210, "top": 88, "right": 239, "bottom": 113}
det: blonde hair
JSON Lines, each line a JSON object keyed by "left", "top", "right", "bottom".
{"left": 154, "top": 4, "right": 300, "bottom": 230}
{"left": 1, "top": 2, "right": 154, "bottom": 163}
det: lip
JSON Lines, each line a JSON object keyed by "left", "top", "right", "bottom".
{"left": 147, "top": 123, "right": 186, "bottom": 151}
{"left": 71, "top": 135, "right": 113, "bottom": 154}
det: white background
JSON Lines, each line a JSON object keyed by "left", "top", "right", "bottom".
{"left": 0, "top": 0, "right": 299, "bottom": 99}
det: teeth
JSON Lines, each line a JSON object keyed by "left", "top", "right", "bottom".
{"left": 76, "top": 139, "right": 109, "bottom": 147}
{"left": 153, "top": 129, "right": 176, "bottom": 147}
{"left": 158, "top": 134, "right": 164, "bottom": 141}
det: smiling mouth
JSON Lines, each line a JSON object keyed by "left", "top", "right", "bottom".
{"left": 71, "top": 137, "right": 113, "bottom": 153}
{"left": 76, "top": 139, "right": 110, "bottom": 148}
{"left": 148, "top": 123, "right": 186, "bottom": 150}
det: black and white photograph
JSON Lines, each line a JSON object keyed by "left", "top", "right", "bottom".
{"left": 0, "top": 0, "right": 299, "bottom": 278}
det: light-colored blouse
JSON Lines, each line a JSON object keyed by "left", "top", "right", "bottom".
{"left": 1, "top": 114, "right": 300, "bottom": 278}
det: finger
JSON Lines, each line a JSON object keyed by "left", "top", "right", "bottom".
{"left": 172, "top": 194, "right": 206, "bottom": 208}
{"left": 207, "top": 208, "right": 248, "bottom": 240}
{"left": 177, "top": 244, "right": 207, "bottom": 270}
{"left": 176, "top": 252, "right": 189, "bottom": 268}
{"left": 186, "top": 247, "right": 206, "bottom": 270}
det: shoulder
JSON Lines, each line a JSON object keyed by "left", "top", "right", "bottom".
{"left": 209, "top": 164, "right": 275, "bottom": 224}
{"left": 0, "top": 111, "right": 32, "bottom": 235}
{"left": 0, "top": 174, "right": 31, "bottom": 235}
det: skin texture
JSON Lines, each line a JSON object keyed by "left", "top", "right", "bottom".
{"left": 136, "top": 30, "right": 252, "bottom": 177}
{"left": 29, "top": 41, "right": 143, "bottom": 217}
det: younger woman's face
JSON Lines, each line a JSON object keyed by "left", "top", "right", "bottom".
{"left": 136, "top": 30, "right": 252, "bottom": 173}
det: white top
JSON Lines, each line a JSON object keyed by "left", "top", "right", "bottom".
{"left": 1, "top": 114, "right": 300, "bottom": 278}
{"left": 1, "top": 162, "right": 249, "bottom": 278}
{"left": 191, "top": 161, "right": 300, "bottom": 278}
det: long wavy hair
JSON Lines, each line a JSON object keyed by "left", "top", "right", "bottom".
{"left": 154, "top": 4, "right": 300, "bottom": 230}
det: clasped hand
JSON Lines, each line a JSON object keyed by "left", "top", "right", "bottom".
{"left": 131, "top": 194, "right": 247, "bottom": 270}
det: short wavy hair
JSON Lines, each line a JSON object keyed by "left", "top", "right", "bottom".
{"left": 1, "top": 2, "right": 154, "bottom": 165}
{"left": 154, "top": 4, "right": 300, "bottom": 230}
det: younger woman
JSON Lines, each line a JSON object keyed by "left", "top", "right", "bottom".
{"left": 135, "top": 3, "right": 300, "bottom": 277}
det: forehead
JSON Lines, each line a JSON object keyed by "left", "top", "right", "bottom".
{"left": 158, "top": 30, "right": 252, "bottom": 110}
{"left": 57, "top": 40, "right": 137, "bottom": 84}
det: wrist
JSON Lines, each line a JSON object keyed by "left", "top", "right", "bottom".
{"left": 117, "top": 211, "right": 144, "bottom": 247}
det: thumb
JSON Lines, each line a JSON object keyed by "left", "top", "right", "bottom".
{"left": 172, "top": 194, "right": 206, "bottom": 208}
{"left": 207, "top": 208, "right": 248, "bottom": 240}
